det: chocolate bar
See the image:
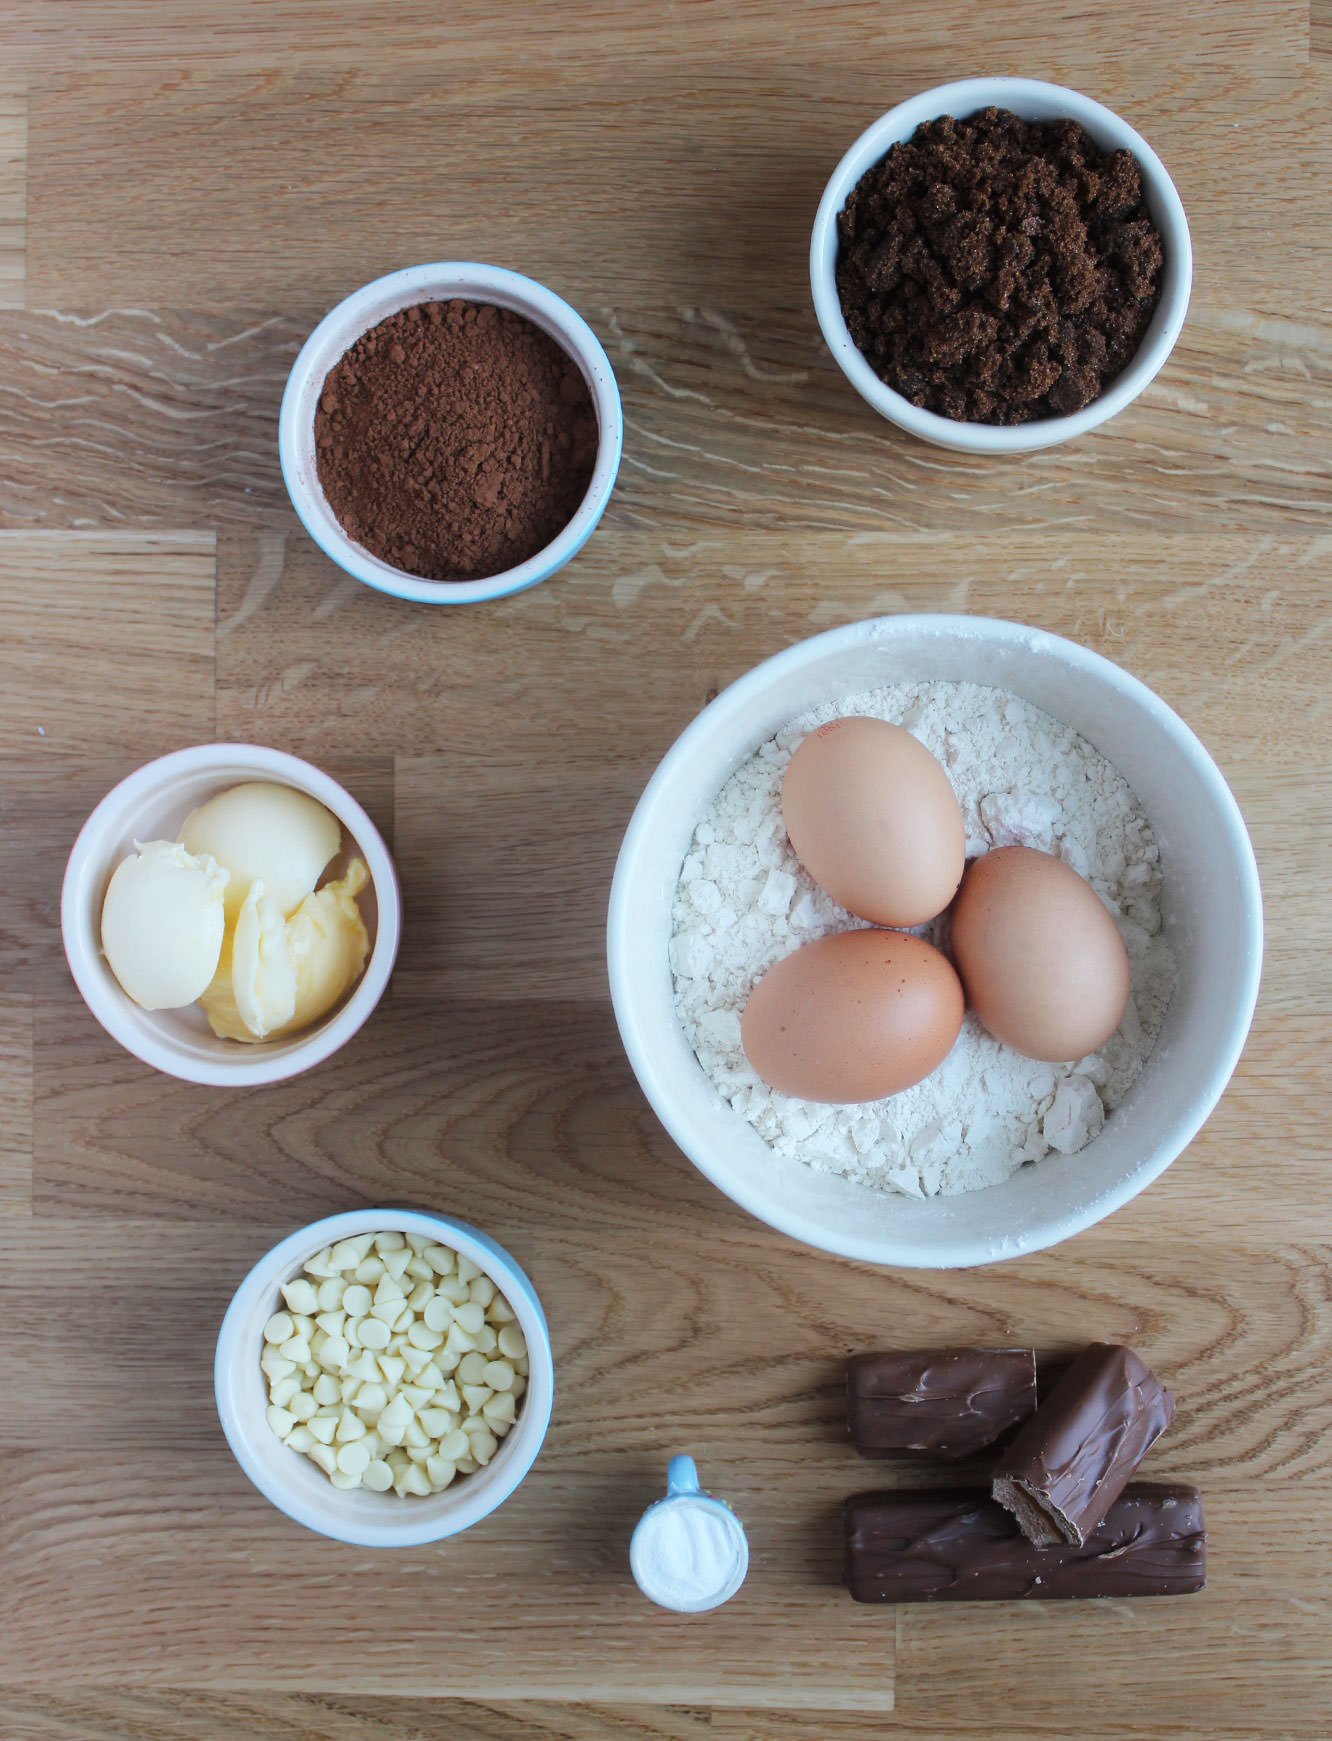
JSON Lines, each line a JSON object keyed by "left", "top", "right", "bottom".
{"left": 844, "top": 1483, "right": 1205, "bottom": 1603}
{"left": 847, "top": 1347, "right": 1037, "bottom": 1459}
{"left": 991, "top": 1343, "right": 1175, "bottom": 1547}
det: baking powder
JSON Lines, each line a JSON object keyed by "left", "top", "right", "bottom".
{"left": 670, "top": 680, "right": 1176, "bottom": 1198}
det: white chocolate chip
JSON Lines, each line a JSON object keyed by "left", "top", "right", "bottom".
{"left": 336, "top": 1441, "right": 372, "bottom": 1477}
{"left": 316, "top": 1334, "right": 350, "bottom": 1370}
{"left": 465, "top": 1423, "right": 499, "bottom": 1465}
{"left": 426, "top": 1456, "right": 457, "bottom": 1489}
{"left": 438, "top": 1427, "right": 470, "bottom": 1460}
{"left": 483, "top": 1391, "right": 516, "bottom": 1428}
{"left": 280, "top": 1278, "right": 319, "bottom": 1315}
{"left": 456, "top": 1351, "right": 488, "bottom": 1386}
{"left": 355, "top": 1382, "right": 388, "bottom": 1418}
{"left": 362, "top": 1459, "right": 394, "bottom": 1491}
{"left": 332, "top": 1234, "right": 375, "bottom": 1268}
{"left": 497, "top": 1324, "right": 527, "bottom": 1361}
{"left": 334, "top": 1408, "right": 366, "bottom": 1443}
{"left": 263, "top": 1312, "right": 294, "bottom": 1345}
{"left": 266, "top": 1403, "right": 296, "bottom": 1439}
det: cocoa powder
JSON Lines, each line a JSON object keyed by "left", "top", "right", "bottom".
{"left": 314, "top": 299, "right": 598, "bottom": 582}
{"left": 835, "top": 108, "right": 1165, "bottom": 425}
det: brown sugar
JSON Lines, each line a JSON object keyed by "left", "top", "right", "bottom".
{"left": 835, "top": 108, "right": 1165, "bottom": 425}
{"left": 314, "top": 299, "right": 599, "bottom": 583}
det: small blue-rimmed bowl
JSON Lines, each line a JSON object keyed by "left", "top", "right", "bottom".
{"left": 215, "top": 1208, "right": 554, "bottom": 1545}
{"left": 279, "top": 262, "right": 623, "bottom": 605}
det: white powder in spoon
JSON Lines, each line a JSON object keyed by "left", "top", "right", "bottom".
{"left": 670, "top": 679, "right": 1176, "bottom": 1199}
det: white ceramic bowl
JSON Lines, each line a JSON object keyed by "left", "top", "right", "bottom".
{"left": 215, "top": 1208, "right": 554, "bottom": 1546}
{"left": 61, "top": 744, "right": 400, "bottom": 1087}
{"left": 810, "top": 78, "right": 1193, "bottom": 453}
{"left": 607, "top": 616, "right": 1262, "bottom": 1268}
{"left": 279, "top": 261, "right": 624, "bottom": 604}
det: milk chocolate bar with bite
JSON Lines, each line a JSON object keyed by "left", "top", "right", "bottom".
{"left": 847, "top": 1347, "right": 1037, "bottom": 1459}
{"left": 991, "top": 1342, "right": 1175, "bottom": 1547}
{"left": 844, "top": 1483, "right": 1206, "bottom": 1603}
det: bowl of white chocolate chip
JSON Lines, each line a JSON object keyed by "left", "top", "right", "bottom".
{"left": 61, "top": 743, "right": 400, "bottom": 1085}
{"left": 215, "top": 1208, "right": 554, "bottom": 1544}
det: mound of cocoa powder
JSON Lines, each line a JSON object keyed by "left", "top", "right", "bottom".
{"left": 314, "top": 299, "right": 598, "bottom": 583}
{"left": 835, "top": 108, "right": 1165, "bottom": 425}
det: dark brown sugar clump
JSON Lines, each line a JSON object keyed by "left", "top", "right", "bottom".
{"left": 835, "top": 108, "right": 1166, "bottom": 425}
{"left": 315, "top": 299, "right": 599, "bottom": 583}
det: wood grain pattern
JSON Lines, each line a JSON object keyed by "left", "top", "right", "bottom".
{"left": 0, "top": 84, "right": 24, "bottom": 309}
{"left": 0, "top": 532, "right": 216, "bottom": 753}
{"left": 0, "top": 2, "right": 1310, "bottom": 73}
{"left": 1, "top": 0, "right": 1330, "bottom": 1734}
{"left": 0, "top": 994, "right": 31, "bottom": 1217}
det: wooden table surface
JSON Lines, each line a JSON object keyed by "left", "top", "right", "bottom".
{"left": 1, "top": 4, "right": 1329, "bottom": 1738}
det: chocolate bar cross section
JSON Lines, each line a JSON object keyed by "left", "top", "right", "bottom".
{"left": 844, "top": 1483, "right": 1205, "bottom": 1603}
{"left": 991, "top": 1342, "right": 1175, "bottom": 1547}
{"left": 847, "top": 1347, "right": 1037, "bottom": 1459}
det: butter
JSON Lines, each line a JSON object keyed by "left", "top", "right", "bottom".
{"left": 202, "top": 859, "right": 370, "bottom": 1042}
{"left": 101, "top": 839, "right": 229, "bottom": 1010}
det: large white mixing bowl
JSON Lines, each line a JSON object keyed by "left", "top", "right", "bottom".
{"left": 607, "top": 616, "right": 1261, "bottom": 1268}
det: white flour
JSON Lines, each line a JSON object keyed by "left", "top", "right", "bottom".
{"left": 670, "top": 680, "right": 1176, "bottom": 1198}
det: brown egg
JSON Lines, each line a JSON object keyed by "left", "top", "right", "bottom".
{"left": 740, "top": 928, "right": 964, "bottom": 1104}
{"left": 781, "top": 716, "right": 965, "bottom": 926}
{"left": 949, "top": 846, "right": 1132, "bottom": 1063}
